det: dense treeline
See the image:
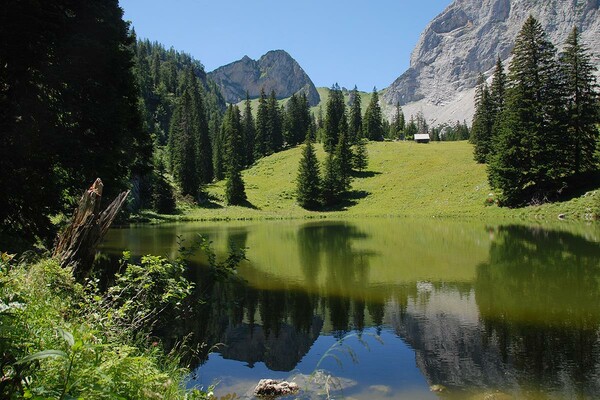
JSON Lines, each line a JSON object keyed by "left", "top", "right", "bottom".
{"left": 471, "top": 17, "right": 600, "bottom": 206}
{"left": 1, "top": 0, "right": 152, "bottom": 243}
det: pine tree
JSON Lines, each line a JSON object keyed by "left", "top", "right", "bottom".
{"left": 391, "top": 102, "right": 405, "bottom": 140}
{"left": 254, "top": 88, "right": 269, "bottom": 159}
{"left": 321, "top": 152, "right": 341, "bottom": 206}
{"left": 560, "top": 27, "right": 600, "bottom": 175}
{"left": 335, "top": 115, "right": 353, "bottom": 192}
{"left": 405, "top": 116, "right": 418, "bottom": 140}
{"left": 284, "top": 93, "right": 311, "bottom": 147}
{"left": 242, "top": 92, "right": 256, "bottom": 167}
{"left": 348, "top": 86, "right": 363, "bottom": 143}
{"left": 363, "top": 87, "right": 384, "bottom": 141}
{"left": 267, "top": 90, "right": 284, "bottom": 153}
{"left": 471, "top": 75, "right": 495, "bottom": 163}
{"left": 353, "top": 138, "right": 369, "bottom": 171}
{"left": 185, "top": 67, "right": 213, "bottom": 185}
{"left": 488, "top": 16, "right": 567, "bottom": 206}
{"left": 324, "top": 84, "right": 346, "bottom": 152}
{"left": 168, "top": 89, "right": 199, "bottom": 198}
{"left": 223, "top": 105, "right": 247, "bottom": 205}
{"left": 296, "top": 137, "right": 321, "bottom": 210}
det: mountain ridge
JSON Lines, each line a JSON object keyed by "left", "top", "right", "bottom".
{"left": 208, "top": 50, "right": 320, "bottom": 106}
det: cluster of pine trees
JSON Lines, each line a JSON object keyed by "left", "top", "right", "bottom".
{"left": 296, "top": 85, "right": 370, "bottom": 209}
{"left": 471, "top": 17, "right": 600, "bottom": 207}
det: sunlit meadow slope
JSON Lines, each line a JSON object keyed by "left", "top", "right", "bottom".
{"left": 181, "top": 141, "right": 599, "bottom": 222}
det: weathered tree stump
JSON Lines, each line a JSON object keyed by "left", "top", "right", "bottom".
{"left": 53, "top": 178, "right": 129, "bottom": 275}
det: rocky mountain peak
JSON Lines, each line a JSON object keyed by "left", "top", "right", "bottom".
{"left": 208, "top": 50, "right": 320, "bottom": 106}
{"left": 383, "top": 0, "right": 600, "bottom": 124}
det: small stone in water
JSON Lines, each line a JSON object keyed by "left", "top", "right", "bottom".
{"left": 254, "top": 379, "right": 299, "bottom": 398}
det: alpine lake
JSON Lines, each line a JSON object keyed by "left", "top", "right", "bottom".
{"left": 101, "top": 218, "right": 600, "bottom": 400}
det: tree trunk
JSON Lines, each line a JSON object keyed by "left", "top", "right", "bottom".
{"left": 53, "top": 178, "right": 129, "bottom": 275}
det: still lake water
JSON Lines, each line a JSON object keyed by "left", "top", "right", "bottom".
{"left": 102, "top": 219, "right": 600, "bottom": 399}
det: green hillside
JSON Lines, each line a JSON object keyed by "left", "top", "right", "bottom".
{"left": 179, "top": 141, "right": 599, "bottom": 222}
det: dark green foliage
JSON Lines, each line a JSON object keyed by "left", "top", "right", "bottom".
{"left": 254, "top": 88, "right": 269, "bottom": 158}
{"left": 348, "top": 86, "right": 363, "bottom": 143}
{"left": 151, "top": 158, "right": 176, "bottom": 214}
{"left": 323, "top": 84, "right": 346, "bottom": 152}
{"left": 363, "top": 88, "right": 384, "bottom": 141}
{"left": 268, "top": 90, "right": 284, "bottom": 153}
{"left": 353, "top": 138, "right": 369, "bottom": 171}
{"left": 471, "top": 76, "right": 495, "bottom": 162}
{"left": 488, "top": 16, "right": 568, "bottom": 206}
{"left": 405, "top": 117, "right": 418, "bottom": 140}
{"left": 223, "top": 105, "right": 247, "bottom": 205}
{"left": 242, "top": 93, "right": 256, "bottom": 167}
{"left": 334, "top": 117, "right": 353, "bottom": 192}
{"left": 321, "top": 153, "right": 342, "bottom": 206}
{"left": 560, "top": 27, "right": 600, "bottom": 175}
{"left": 284, "top": 93, "right": 311, "bottom": 147}
{"left": 296, "top": 139, "right": 321, "bottom": 210}
{"left": 169, "top": 90, "right": 200, "bottom": 198}
{"left": 0, "top": 0, "right": 151, "bottom": 242}
{"left": 391, "top": 102, "right": 406, "bottom": 140}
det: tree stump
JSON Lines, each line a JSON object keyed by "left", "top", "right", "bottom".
{"left": 53, "top": 178, "right": 129, "bottom": 275}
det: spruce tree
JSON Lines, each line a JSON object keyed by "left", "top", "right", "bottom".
{"left": 223, "top": 105, "right": 247, "bottom": 205}
{"left": 321, "top": 152, "right": 341, "bottom": 206}
{"left": 267, "top": 90, "right": 284, "bottom": 153}
{"left": 335, "top": 115, "right": 353, "bottom": 192}
{"left": 391, "top": 102, "right": 405, "bottom": 140}
{"left": 296, "top": 137, "right": 321, "bottom": 210}
{"left": 488, "top": 16, "right": 567, "bottom": 206}
{"left": 255, "top": 88, "right": 269, "bottom": 159}
{"left": 560, "top": 27, "right": 600, "bottom": 175}
{"left": 471, "top": 75, "right": 495, "bottom": 163}
{"left": 242, "top": 92, "right": 256, "bottom": 167}
{"left": 168, "top": 89, "right": 199, "bottom": 198}
{"left": 185, "top": 67, "right": 213, "bottom": 185}
{"left": 363, "top": 87, "right": 384, "bottom": 141}
{"left": 348, "top": 86, "right": 363, "bottom": 143}
{"left": 323, "top": 84, "right": 346, "bottom": 152}
{"left": 353, "top": 138, "right": 369, "bottom": 172}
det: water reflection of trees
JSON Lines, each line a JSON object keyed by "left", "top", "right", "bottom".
{"left": 475, "top": 225, "right": 600, "bottom": 396}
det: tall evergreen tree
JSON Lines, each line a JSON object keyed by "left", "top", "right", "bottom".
{"left": 296, "top": 137, "right": 321, "bottom": 210}
{"left": 489, "top": 57, "right": 507, "bottom": 118}
{"left": 168, "top": 89, "right": 198, "bottom": 198}
{"left": 267, "top": 90, "right": 284, "bottom": 153}
{"left": 488, "top": 16, "right": 567, "bottom": 206}
{"left": 335, "top": 115, "right": 353, "bottom": 192}
{"left": 348, "top": 86, "right": 363, "bottom": 143}
{"left": 321, "top": 152, "right": 341, "bottom": 206}
{"left": 223, "top": 105, "right": 247, "bottom": 205}
{"left": 391, "top": 102, "right": 406, "bottom": 140}
{"left": 284, "top": 93, "right": 311, "bottom": 147}
{"left": 471, "top": 75, "right": 495, "bottom": 163}
{"left": 363, "top": 88, "right": 384, "bottom": 141}
{"left": 353, "top": 138, "right": 369, "bottom": 171}
{"left": 323, "top": 84, "right": 346, "bottom": 152}
{"left": 254, "top": 88, "right": 269, "bottom": 159}
{"left": 560, "top": 27, "right": 600, "bottom": 175}
{"left": 242, "top": 92, "right": 256, "bottom": 167}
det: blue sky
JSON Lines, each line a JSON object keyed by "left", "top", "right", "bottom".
{"left": 119, "top": 0, "right": 453, "bottom": 91}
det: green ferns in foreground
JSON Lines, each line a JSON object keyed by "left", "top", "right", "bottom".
{"left": 0, "top": 253, "right": 210, "bottom": 399}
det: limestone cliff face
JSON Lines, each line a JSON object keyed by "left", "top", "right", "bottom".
{"left": 208, "top": 50, "right": 320, "bottom": 106}
{"left": 383, "top": 0, "right": 600, "bottom": 124}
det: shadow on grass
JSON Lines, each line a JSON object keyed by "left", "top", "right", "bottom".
{"left": 238, "top": 199, "right": 260, "bottom": 210}
{"left": 352, "top": 170, "right": 381, "bottom": 179}
{"left": 557, "top": 171, "right": 600, "bottom": 202}
{"left": 320, "top": 190, "right": 370, "bottom": 212}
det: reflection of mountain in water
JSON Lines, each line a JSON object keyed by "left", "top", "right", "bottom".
{"left": 220, "top": 316, "right": 323, "bottom": 371}
{"left": 386, "top": 225, "right": 600, "bottom": 398}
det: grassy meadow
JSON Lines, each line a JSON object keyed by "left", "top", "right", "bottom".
{"left": 171, "top": 140, "right": 599, "bottom": 223}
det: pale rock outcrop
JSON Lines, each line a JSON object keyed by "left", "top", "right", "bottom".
{"left": 383, "top": 0, "right": 600, "bottom": 124}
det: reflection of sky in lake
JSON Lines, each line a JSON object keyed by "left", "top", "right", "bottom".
{"left": 190, "top": 329, "right": 434, "bottom": 400}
